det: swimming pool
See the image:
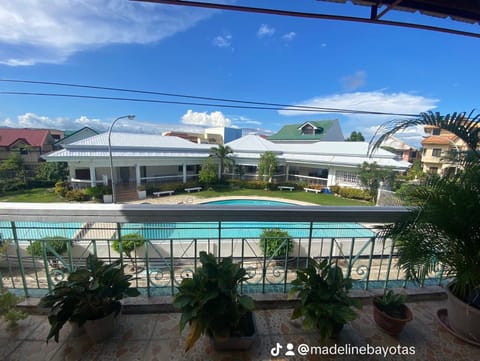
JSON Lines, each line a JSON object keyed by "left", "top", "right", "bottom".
{"left": 202, "top": 199, "right": 297, "bottom": 206}
{"left": 123, "top": 199, "right": 375, "bottom": 240}
{"left": 0, "top": 221, "right": 82, "bottom": 241}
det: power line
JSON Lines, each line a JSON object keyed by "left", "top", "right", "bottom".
{"left": 0, "top": 78, "right": 419, "bottom": 117}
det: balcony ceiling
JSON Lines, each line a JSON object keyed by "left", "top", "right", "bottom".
{"left": 133, "top": 0, "right": 480, "bottom": 38}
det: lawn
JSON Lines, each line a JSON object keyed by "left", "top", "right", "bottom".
{"left": 0, "top": 188, "right": 66, "bottom": 203}
{"left": 195, "top": 188, "right": 373, "bottom": 206}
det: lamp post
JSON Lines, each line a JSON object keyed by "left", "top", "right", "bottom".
{"left": 108, "top": 115, "right": 135, "bottom": 203}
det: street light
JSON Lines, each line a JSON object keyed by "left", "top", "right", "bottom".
{"left": 108, "top": 115, "right": 135, "bottom": 203}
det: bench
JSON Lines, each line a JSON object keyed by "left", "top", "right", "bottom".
{"left": 277, "top": 186, "right": 294, "bottom": 191}
{"left": 153, "top": 190, "right": 175, "bottom": 197}
{"left": 184, "top": 187, "right": 202, "bottom": 193}
{"left": 304, "top": 187, "right": 321, "bottom": 194}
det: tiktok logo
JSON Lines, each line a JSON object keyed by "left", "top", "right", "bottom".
{"left": 271, "top": 342, "right": 296, "bottom": 357}
{"left": 270, "top": 342, "right": 283, "bottom": 357}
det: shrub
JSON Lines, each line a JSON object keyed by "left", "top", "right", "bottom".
{"left": 338, "top": 187, "right": 372, "bottom": 201}
{"left": 259, "top": 229, "right": 293, "bottom": 257}
{"left": 0, "top": 289, "right": 28, "bottom": 326}
{"left": 84, "top": 186, "right": 105, "bottom": 199}
{"left": 27, "top": 237, "right": 69, "bottom": 257}
{"left": 65, "top": 189, "right": 87, "bottom": 201}
{"left": 112, "top": 233, "right": 145, "bottom": 262}
{"left": 54, "top": 181, "right": 68, "bottom": 197}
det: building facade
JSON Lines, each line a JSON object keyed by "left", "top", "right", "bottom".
{"left": 45, "top": 132, "right": 410, "bottom": 189}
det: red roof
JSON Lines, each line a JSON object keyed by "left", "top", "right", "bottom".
{"left": 0, "top": 128, "right": 50, "bottom": 147}
{"left": 421, "top": 135, "right": 457, "bottom": 145}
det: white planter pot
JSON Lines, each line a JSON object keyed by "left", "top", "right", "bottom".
{"left": 103, "top": 194, "right": 113, "bottom": 203}
{"left": 446, "top": 283, "right": 480, "bottom": 343}
{"left": 137, "top": 190, "right": 146, "bottom": 200}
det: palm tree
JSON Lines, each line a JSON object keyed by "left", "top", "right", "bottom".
{"left": 209, "top": 145, "right": 235, "bottom": 181}
{"left": 369, "top": 110, "right": 480, "bottom": 164}
{"left": 369, "top": 110, "right": 480, "bottom": 304}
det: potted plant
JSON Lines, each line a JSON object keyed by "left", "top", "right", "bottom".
{"left": 373, "top": 289, "right": 412, "bottom": 335}
{"left": 102, "top": 186, "right": 113, "bottom": 203}
{"left": 39, "top": 254, "right": 140, "bottom": 343}
{"left": 137, "top": 185, "right": 147, "bottom": 200}
{"left": 369, "top": 110, "right": 480, "bottom": 343}
{"left": 173, "top": 251, "right": 255, "bottom": 352}
{"left": 0, "top": 288, "right": 28, "bottom": 327}
{"left": 111, "top": 233, "right": 145, "bottom": 272}
{"left": 288, "top": 258, "right": 361, "bottom": 340}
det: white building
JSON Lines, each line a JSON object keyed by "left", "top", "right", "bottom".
{"left": 45, "top": 132, "right": 410, "bottom": 189}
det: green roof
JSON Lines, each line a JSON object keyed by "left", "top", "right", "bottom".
{"left": 268, "top": 120, "right": 336, "bottom": 141}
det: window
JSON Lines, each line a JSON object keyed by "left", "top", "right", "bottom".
{"left": 337, "top": 171, "right": 358, "bottom": 184}
{"left": 432, "top": 128, "right": 441, "bottom": 136}
{"left": 429, "top": 167, "right": 438, "bottom": 174}
{"left": 432, "top": 148, "right": 442, "bottom": 157}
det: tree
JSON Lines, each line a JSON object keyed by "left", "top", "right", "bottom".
{"left": 0, "top": 153, "right": 26, "bottom": 191}
{"left": 209, "top": 145, "right": 234, "bottom": 181}
{"left": 358, "top": 162, "right": 396, "bottom": 201}
{"left": 346, "top": 131, "right": 365, "bottom": 142}
{"left": 259, "top": 229, "right": 293, "bottom": 257}
{"left": 36, "top": 162, "right": 69, "bottom": 182}
{"left": 257, "top": 151, "right": 278, "bottom": 183}
{"left": 112, "top": 233, "right": 145, "bottom": 270}
{"left": 199, "top": 157, "right": 218, "bottom": 186}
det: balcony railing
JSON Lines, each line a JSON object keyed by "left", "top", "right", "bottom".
{"left": 0, "top": 203, "right": 445, "bottom": 298}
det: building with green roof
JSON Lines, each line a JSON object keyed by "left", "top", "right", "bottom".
{"left": 268, "top": 119, "right": 344, "bottom": 143}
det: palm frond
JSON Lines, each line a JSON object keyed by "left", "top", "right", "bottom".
{"left": 368, "top": 110, "right": 480, "bottom": 160}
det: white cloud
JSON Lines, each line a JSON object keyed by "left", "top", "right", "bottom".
{"left": 0, "top": 0, "right": 212, "bottom": 66}
{"left": 213, "top": 34, "right": 232, "bottom": 48}
{"left": 181, "top": 110, "right": 231, "bottom": 127}
{"left": 340, "top": 70, "right": 366, "bottom": 91}
{"left": 282, "top": 32, "right": 296, "bottom": 41}
{"left": 279, "top": 91, "right": 438, "bottom": 117}
{"left": 257, "top": 24, "right": 275, "bottom": 38}
{"left": 0, "top": 112, "right": 205, "bottom": 135}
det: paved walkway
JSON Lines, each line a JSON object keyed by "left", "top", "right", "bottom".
{"left": 1, "top": 299, "right": 478, "bottom": 360}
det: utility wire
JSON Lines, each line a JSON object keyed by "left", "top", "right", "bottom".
{"left": 0, "top": 78, "right": 419, "bottom": 117}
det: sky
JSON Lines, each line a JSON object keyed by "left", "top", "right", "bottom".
{"left": 0, "top": 0, "right": 479, "bottom": 148}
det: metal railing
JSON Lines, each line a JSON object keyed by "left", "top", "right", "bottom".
{"left": 0, "top": 203, "right": 445, "bottom": 297}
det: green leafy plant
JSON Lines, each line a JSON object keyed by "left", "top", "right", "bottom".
{"left": 259, "top": 229, "right": 293, "bottom": 257}
{"left": 369, "top": 110, "right": 480, "bottom": 307}
{"left": 373, "top": 290, "right": 408, "bottom": 319}
{"left": 111, "top": 233, "right": 145, "bottom": 268}
{"left": 0, "top": 289, "right": 28, "bottom": 326}
{"left": 27, "top": 237, "right": 69, "bottom": 261}
{"left": 39, "top": 254, "right": 140, "bottom": 343}
{"left": 173, "top": 252, "right": 254, "bottom": 352}
{"left": 289, "top": 258, "right": 361, "bottom": 340}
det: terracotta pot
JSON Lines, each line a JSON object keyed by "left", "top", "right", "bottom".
{"left": 446, "top": 283, "right": 480, "bottom": 343}
{"left": 211, "top": 312, "right": 257, "bottom": 351}
{"left": 372, "top": 301, "right": 412, "bottom": 336}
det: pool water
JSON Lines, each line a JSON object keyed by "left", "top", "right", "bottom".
{"left": 0, "top": 221, "right": 82, "bottom": 241}
{"left": 123, "top": 199, "right": 374, "bottom": 240}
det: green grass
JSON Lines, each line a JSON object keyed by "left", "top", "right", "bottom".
{"left": 195, "top": 188, "right": 373, "bottom": 206}
{"left": 0, "top": 188, "right": 66, "bottom": 203}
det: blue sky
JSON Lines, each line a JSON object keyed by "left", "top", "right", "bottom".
{"left": 0, "top": 0, "right": 479, "bottom": 147}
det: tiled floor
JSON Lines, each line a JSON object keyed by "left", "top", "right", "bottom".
{"left": 1, "top": 300, "right": 478, "bottom": 361}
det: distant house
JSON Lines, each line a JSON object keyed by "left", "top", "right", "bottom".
{"left": 380, "top": 136, "right": 420, "bottom": 163}
{"left": 54, "top": 127, "right": 99, "bottom": 148}
{"left": 267, "top": 120, "right": 344, "bottom": 143}
{"left": 421, "top": 131, "right": 465, "bottom": 175}
{"left": 0, "top": 128, "right": 56, "bottom": 169}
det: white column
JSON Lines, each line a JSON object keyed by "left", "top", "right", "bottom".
{"left": 135, "top": 164, "right": 141, "bottom": 187}
{"left": 89, "top": 166, "right": 96, "bottom": 187}
{"left": 285, "top": 164, "right": 290, "bottom": 182}
{"left": 183, "top": 163, "right": 187, "bottom": 183}
{"left": 69, "top": 164, "right": 76, "bottom": 181}
{"left": 327, "top": 167, "right": 336, "bottom": 187}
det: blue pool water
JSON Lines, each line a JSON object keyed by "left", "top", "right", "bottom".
{"left": 122, "top": 199, "right": 375, "bottom": 240}
{"left": 202, "top": 199, "right": 296, "bottom": 206}
{"left": 0, "top": 221, "right": 82, "bottom": 241}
